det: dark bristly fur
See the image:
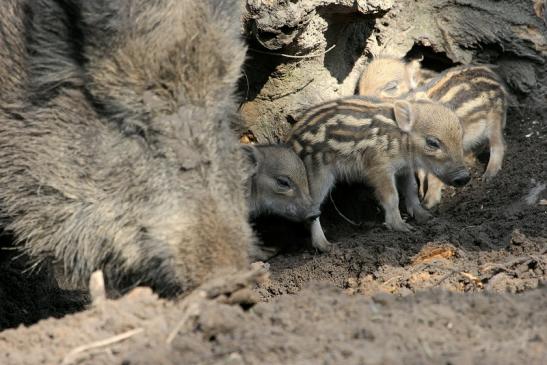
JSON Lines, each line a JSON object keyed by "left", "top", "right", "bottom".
{"left": 0, "top": 0, "right": 252, "bottom": 296}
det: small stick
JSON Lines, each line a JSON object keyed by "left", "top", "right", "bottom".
{"left": 166, "top": 302, "right": 202, "bottom": 345}
{"left": 61, "top": 328, "right": 144, "bottom": 365}
{"left": 249, "top": 44, "right": 336, "bottom": 59}
{"left": 381, "top": 275, "right": 403, "bottom": 289}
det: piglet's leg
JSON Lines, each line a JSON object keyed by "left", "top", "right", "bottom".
{"left": 417, "top": 168, "right": 427, "bottom": 199}
{"left": 305, "top": 160, "right": 335, "bottom": 252}
{"left": 401, "top": 170, "right": 432, "bottom": 223}
{"left": 484, "top": 110, "right": 506, "bottom": 181}
{"left": 422, "top": 174, "right": 444, "bottom": 209}
{"left": 369, "top": 168, "right": 412, "bottom": 232}
{"left": 310, "top": 218, "right": 331, "bottom": 252}
{"left": 249, "top": 243, "right": 280, "bottom": 262}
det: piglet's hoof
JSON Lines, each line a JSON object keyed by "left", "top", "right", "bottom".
{"left": 385, "top": 220, "right": 414, "bottom": 232}
{"left": 311, "top": 219, "right": 332, "bottom": 253}
{"left": 249, "top": 244, "right": 279, "bottom": 262}
{"left": 482, "top": 169, "right": 500, "bottom": 183}
{"left": 311, "top": 234, "right": 332, "bottom": 253}
{"left": 423, "top": 194, "right": 442, "bottom": 210}
{"left": 313, "top": 240, "right": 332, "bottom": 253}
{"left": 412, "top": 206, "right": 432, "bottom": 224}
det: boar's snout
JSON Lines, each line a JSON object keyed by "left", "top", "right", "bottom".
{"left": 449, "top": 169, "right": 471, "bottom": 187}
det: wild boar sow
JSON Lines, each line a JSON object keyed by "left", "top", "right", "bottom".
{"left": 0, "top": 0, "right": 253, "bottom": 296}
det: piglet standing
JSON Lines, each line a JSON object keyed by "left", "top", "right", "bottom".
{"left": 359, "top": 58, "right": 508, "bottom": 207}
{"left": 287, "top": 97, "right": 469, "bottom": 251}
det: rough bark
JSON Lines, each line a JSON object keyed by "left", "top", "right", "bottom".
{"left": 240, "top": 0, "right": 547, "bottom": 143}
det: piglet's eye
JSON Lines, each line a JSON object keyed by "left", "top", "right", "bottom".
{"left": 383, "top": 81, "right": 398, "bottom": 92}
{"left": 276, "top": 176, "right": 292, "bottom": 189}
{"left": 426, "top": 136, "right": 441, "bottom": 149}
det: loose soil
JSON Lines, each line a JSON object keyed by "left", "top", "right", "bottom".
{"left": 0, "top": 108, "right": 545, "bottom": 364}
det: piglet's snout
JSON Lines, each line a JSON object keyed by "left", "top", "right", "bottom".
{"left": 305, "top": 210, "right": 321, "bottom": 222}
{"left": 450, "top": 169, "right": 471, "bottom": 187}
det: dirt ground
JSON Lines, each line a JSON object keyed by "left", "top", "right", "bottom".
{"left": 0, "top": 108, "right": 546, "bottom": 364}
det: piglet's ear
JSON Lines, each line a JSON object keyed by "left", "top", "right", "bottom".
{"left": 241, "top": 144, "right": 262, "bottom": 175}
{"left": 393, "top": 100, "right": 415, "bottom": 133}
{"left": 406, "top": 59, "right": 422, "bottom": 89}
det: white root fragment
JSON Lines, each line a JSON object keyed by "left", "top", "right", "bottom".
{"left": 61, "top": 328, "right": 144, "bottom": 365}
{"left": 89, "top": 270, "right": 106, "bottom": 304}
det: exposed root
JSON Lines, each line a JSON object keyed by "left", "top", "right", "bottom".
{"left": 257, "top": 78, "right": 315, "bottom": 101}
{"left": 249, "top": 44, "right": 336, "bottom": 59}
{"left": 89, "top": 270, "right": 106, "bottom": 305}
{"left": 329, "top": 191, "right": 361, "bottom": 226}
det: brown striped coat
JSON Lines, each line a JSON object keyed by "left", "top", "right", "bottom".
{"left": 359, "top": 59, "right": 507, "bottom": 207}
{"left": 417, "top": 65, "right": 507, "bottom": 159}
{"left": 287, "top": 97, "right": 469, "bottom": 251}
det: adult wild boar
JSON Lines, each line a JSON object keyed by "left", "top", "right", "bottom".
{"left": 0, "top": 0, "right": 253, "bottom": 296}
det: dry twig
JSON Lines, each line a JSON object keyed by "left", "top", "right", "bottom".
{"left": 61, "top": 328, "right": 144, "bottom": 365}
{"left": 166, "top": 298, "right": 204, "bottom": 345}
